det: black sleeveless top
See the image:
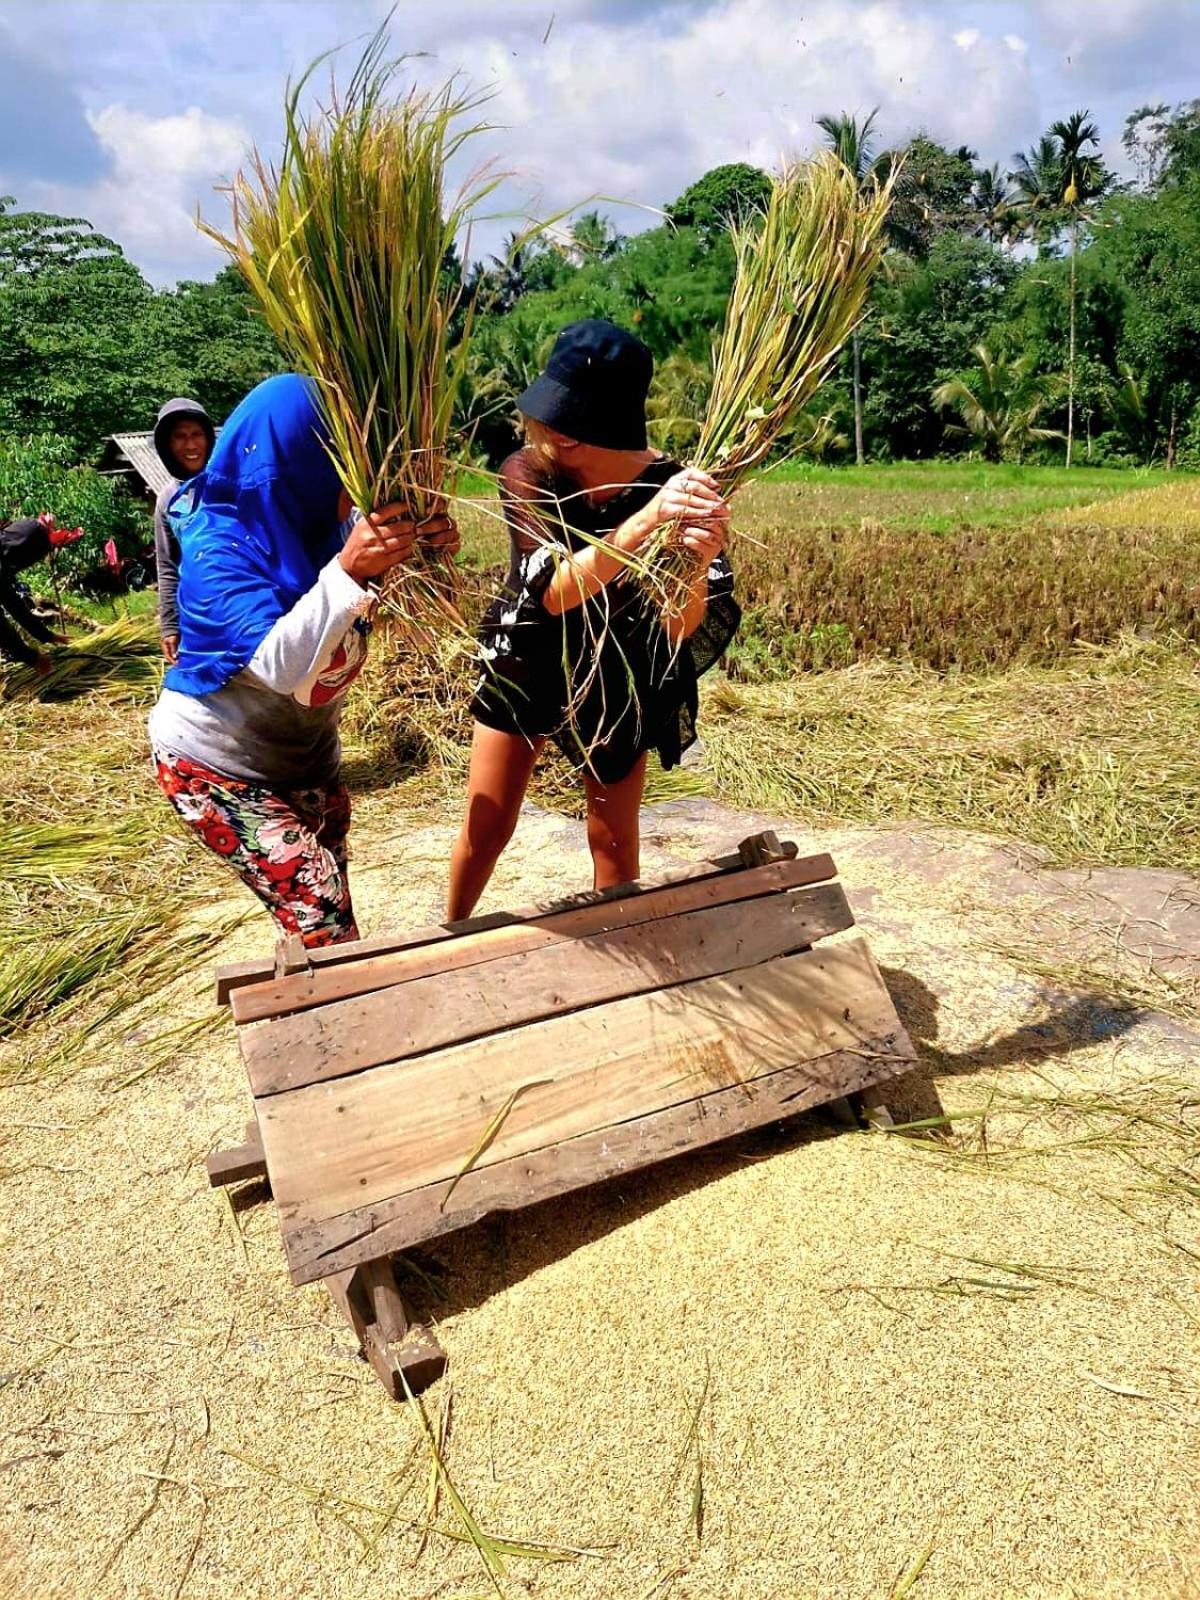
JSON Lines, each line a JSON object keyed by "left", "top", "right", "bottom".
{"left": 471, "top": 449, "right": 740, "bottom": 784}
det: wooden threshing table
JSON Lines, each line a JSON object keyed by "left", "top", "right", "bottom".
{"left": 209, "top": 834, "right": 916, "bottom": 1399}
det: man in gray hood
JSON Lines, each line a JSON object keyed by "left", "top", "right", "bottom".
{"left": 152, "top": 397, "right": 215, "bottom": 662}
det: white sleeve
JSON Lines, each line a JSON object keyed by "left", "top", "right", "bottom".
{"left": 245, "top": 557, "right": 373, "bottom": 702}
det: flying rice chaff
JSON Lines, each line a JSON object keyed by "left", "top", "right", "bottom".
{"left": 200, "top": 25, "right": 502, "bottom": 643}
{"left": 643, "top": 150, "right": 898, "bottom": 617}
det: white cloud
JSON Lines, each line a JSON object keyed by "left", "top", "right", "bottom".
{"left": 404, "top": 0, "right": 1039, "bottom": 259}
{"left": 8, "top": 0, "right": 1196, "bottom": 282}
{"left": 25, "top": 103, "right": 248, "bottom": 283}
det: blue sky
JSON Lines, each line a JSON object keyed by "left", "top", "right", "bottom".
{"left": 1, "top": 0, "right": 1197, "bottom": 284}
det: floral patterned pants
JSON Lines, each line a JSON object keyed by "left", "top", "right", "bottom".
{"left": 153, "top": 749, "right": 359, "bottom": 948}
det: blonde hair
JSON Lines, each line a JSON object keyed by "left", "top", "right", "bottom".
{"left": 520, "top": 413, "right": 574, "bottom": 470}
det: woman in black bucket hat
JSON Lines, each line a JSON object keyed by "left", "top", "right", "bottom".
{"left": 447, "top": 319, "right": 740, "bottom": 918}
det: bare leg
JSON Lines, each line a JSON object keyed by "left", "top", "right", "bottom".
{"left": 582, "top": 752, "right": 648, "bottom": 892}
{"left": 447, "top": 722, "right": 544, "bottom": 920}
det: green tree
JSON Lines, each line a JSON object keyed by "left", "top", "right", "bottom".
{"left": 879, "top": 134, "right": 977, "bottom": 256}
{"left": 1009, "top": 134, "right": 1064, "bottom": 245}
{"left": 1108, "top": 368, "right": 1158, "bottom": 464}
{"left": 932, "top": 344, "right": 1062, "bottom": 462}
{"left": 569, "top": 210, "right": 622, "bottom": 264}
{"left": 149, "top": 265, "right": 285, "bottom": 424}
{"left": 0, "top": 433, "right": 143, "bottom": 586}
{"left": 1124, "top": 100, "right": 1200, "bottom": 190}
{"left": 1050, "top": 111, "right": 1112, "bottom": 464}
{"left": 646, "top": 351, "right": 712, "bottom": 456}
{"left": 969, "top": 164, "right": 1021, "bottom": 248}
{"left": 0, "top": 199, "right": 169, "bottom": 452}
{"left": 665, "top": 162, "right": 772, "bottom": 239}
{"left": 1087, "top": 175, "right": 1200, "bottom": 465}
{"left": 859, "top": 231, "right": 1018, "bottom": 458}
{"left": 1010, "top": 115, "right": 1113, "bottom": 464}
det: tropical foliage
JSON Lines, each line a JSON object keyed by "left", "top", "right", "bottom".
{"left": 2, "top": 94, "right": 1200, "bottom": 495}
{"left": 932, "top": 345, "right": 1062, "bottom": 462}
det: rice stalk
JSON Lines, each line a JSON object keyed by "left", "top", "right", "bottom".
{"left": 0, "top": 816, "right": 161, "bottom": 883}
{"left": 440, "top": 1077, "right": 554, "bottom": 1211}
{"left": 889, "top": 1532, "right": 937, "bottom": 1599}
{"left": 2, "top": 616, "right": 160, "bottom": 703}
{"left": 398, "top": 1369, "right": 581, "bottom": 1592}
{"left": 644, "top": 152, "right": 895, "bottom": 617}
{"left": 0, "top": 906, "right": 163, "bottom": 1035}
{"left": 201, "top": 20, "right": 503, "bottom": 644}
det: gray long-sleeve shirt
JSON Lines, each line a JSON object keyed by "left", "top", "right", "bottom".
{"left": 147, "top": 556, "right": 374, "bottom": 787}
{"left": 154, "top": 483, "right": 181, "bottom": 639}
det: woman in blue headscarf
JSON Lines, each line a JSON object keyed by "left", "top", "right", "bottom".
{"left": 148, "top": 373, "right": 458, "bottom": 947}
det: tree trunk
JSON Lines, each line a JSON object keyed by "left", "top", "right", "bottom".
{"left": 1066, "top": 217, "right": 1077, "bottom": 469}
{"left": 852, "top": 328, "right": 865, "bottom": 466}
{"left": 1167, "top": 402, "right": 1178, "bottom": 470}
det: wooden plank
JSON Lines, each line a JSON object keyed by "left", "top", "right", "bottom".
{"left": 215, "top": 958, "right": 269, "bottom": 1007}
{"left": 216, "top": 839, "right": 822, "bottom": 1001}
{"left": 205, "top": 1118, "right": 266, "bottom": 1187}
{"left": 259, "top": 936, "right": 905, "bottom": 1232}
{"left": 285, "top": 1038, "right": 912, "bottom": 1284}
{"left": 275, "top": 933, "right": 310, "bottom": 977}
{"left": 231, "top": 853, "right": 837, "bottom": 1026}
{"left": 242, "top": 881, "right": 853, "bottom": 1095}
{"left": 205, "top": 1139, "right": 267, "bottom": 1188}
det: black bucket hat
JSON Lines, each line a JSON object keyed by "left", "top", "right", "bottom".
{"left": 517, "top": 320, "right": 653, "bottom": 451}
{"left": 153, "top": 397, "right": 216, "bottom": 480}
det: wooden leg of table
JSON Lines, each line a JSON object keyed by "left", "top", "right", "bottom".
{"left": 206, "top": 1116, "right": 268, "bottom": 1188}
{"left": 326, "top": 1258, "right": 447, "bottom": 1400}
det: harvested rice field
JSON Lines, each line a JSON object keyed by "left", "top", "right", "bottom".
{"left": 1, "top": 664, "right": 1198, "bottom": 1599}
{"left": 3, "top": 469, "right": 1198, "bottom": 1598}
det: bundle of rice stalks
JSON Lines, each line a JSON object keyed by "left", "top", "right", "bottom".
{"left": 0, "top": 905, "right": 163, "bottom": 1037}
{"left": 1, "top": 616, "right": 161, "bottom": 703}
{"left": 645, "top": 151, "right": 895, "bottom": 615}
{"left": 203, "top": 24, "right": 500, "bottom": 641}
{"left": 0, "top": 811, "right": 168, "bottom": 887}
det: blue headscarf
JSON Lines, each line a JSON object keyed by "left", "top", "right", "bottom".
{"left": 165, "top": 373, "right": 345, "bottom": 696}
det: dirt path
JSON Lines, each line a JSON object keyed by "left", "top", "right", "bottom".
{"left": 2, "top": 796, "right": 1197, "bottom": 1600}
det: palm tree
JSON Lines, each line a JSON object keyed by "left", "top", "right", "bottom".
{"left": 1009, "top": 134, "right": 1063, "bottom": 245}
{"left": 816, "top": 109, "right": 889, "bottom": 465}
{"left": 1050, "top": 111, "right": 1110, "bottom": 468}
{"left": 569, "top": 210, "right": 621, "bottom": 264}
{"left": 645, "top": 351, "right": 712, "bottom": 456}
{"left": 1110, "top": 368, "right": 1158, "bottom": 464}
{"left": 970, "top": 164, "right": 1019, "bottom": 248}
{"left": 932, "top": 345, "right": 1063, "bottom": 463}
{"left": 1010, "top": 113, "right": 1111, "bottom": 466}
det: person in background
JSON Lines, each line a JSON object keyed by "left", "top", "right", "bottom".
{"left": 148, "top": 372, "right": 458, "bottom": 948}
{"left": 152, "top": 397, "right": 215, "bottom": 663}
{"left": 0, "top": 514, "right": 82, "bottom": 674}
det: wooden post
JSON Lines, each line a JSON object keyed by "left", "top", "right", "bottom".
{"left": 326, "top": 1259, "right": 447, "bottom": 1400}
